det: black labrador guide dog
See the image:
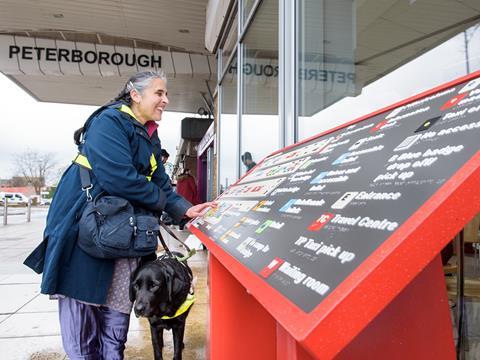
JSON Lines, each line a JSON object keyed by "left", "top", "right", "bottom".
{"left": 130, "top": 252, "right": 194, "bottom": 360}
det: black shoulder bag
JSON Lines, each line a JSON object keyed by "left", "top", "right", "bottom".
{"left": 76, "top": 155, "right": 160, "bottom": 259}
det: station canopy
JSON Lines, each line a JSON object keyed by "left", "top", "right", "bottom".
{"left": 0, "top": 0, "right": 215, "bottom": 113}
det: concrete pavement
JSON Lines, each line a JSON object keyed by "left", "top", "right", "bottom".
{"left": 0, "top": 207, "right": 208, "bottom": 359}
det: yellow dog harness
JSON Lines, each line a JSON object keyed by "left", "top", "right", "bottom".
{"left": 161, "top": 293, "right": 196, "bottom": 320}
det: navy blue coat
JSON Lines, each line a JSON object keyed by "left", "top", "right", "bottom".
{"left": 24, "top": 102, "right": 191, "bottom": 304}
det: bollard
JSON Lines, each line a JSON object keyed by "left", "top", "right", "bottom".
{"left": 3, "top": 198, "right": 7, "bottom": 225}
{"left": 27, "top": 198, "right": 32, "bottom": 222}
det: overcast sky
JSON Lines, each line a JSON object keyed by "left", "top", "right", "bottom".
{"left": 0, "top": 73, "right": 189, "bottom": 182}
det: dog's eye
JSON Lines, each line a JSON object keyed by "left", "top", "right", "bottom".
{"left": 149, "top": 285, "right": 159, "bottom": 292}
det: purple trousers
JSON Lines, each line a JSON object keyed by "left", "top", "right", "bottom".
{"left": 58, "top": 297, "right": 130, "bottom": 360}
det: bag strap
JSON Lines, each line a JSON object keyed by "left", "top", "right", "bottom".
{"left": 73, "top": 151, "right": 155, "bottom": 201}
{"left": 73, "top": 153, "right": 94, "bottom": 201}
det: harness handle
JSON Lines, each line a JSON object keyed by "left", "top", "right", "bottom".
{"left": 157, "top": 220, "right": 196, "bottom": 262}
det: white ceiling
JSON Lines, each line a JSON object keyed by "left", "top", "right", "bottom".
{"left": 0, "top": 0, "right": 209, "bottom": 53}
{"left": 9, "top": 74, "right": 215, "bottom": 113}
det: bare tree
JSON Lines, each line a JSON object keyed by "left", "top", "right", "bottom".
{"left": 12, "top": 150, "right": 57, "bottom": 194}
{"left": 10, "top": 176, "right": 28, "bottom": 187}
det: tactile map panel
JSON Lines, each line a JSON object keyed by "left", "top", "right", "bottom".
{"left": 192, "top": 76, "right": 480, "bottom": 313}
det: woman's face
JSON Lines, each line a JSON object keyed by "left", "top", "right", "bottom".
{"left": 133, "top": 78, "right": 169, "bottom": 123}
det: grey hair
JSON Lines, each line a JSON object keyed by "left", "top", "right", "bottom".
{"left": 74, "top": 70, "right": 167, "bottom": 145}
{"left": 114, "top": 70, "right": 167, "bottom": 103}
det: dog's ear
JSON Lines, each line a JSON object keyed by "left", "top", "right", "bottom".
{"left": 139, "top": 253, "right": 157, "bottom": 267}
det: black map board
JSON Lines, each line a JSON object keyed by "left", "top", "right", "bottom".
{"left": 192, "top": 76, "right": 480, "bottom": 313}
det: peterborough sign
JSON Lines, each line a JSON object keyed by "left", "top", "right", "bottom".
{"left": 0, "top": 35, "right": 214, "bottom": 78}
{"left": 8, "top": 44, "right": 161, "bottom": 68}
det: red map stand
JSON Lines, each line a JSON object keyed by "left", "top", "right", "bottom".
{"left": 190, "top": 71, "right": 480, "bottom": 359}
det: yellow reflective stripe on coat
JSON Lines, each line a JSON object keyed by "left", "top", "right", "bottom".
{"left": 161, "top": 294, "right": 195, "bottom": 320}
{"left": 119, "top": 104, "right": 157, "bottom": 181}
{"left": 74, "top": 153, "right": 156, "bottom": 181}
{"left": 119, "top": 104, "right": 139, "bottom": 122}
{"left": 146, "top": 153, "right": 157, "bottom": 181}
{"left": 73, "top": 153, "right": 92, "bottom": 170}
{"left": 74, "top": 152, "right": 156, "bottom": 182}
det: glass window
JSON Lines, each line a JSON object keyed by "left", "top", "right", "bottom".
{"left": 296, "top": 1, "right": 480, "bottom": 141}
{"left": 296, "top": 0, "right": 355, "bottom": 140}
{"left": 242, "top": 0, "right": 256, "bottom": 27}
{"left": 219, "top": 55, "right": 239, "bottom": 193}
{"left": 221, "top": 13, "right": 238, "bottom": 73}
{"left": 240, "top": 0, "right": 279, "bottom": 176}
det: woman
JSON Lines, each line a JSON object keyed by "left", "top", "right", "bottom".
{"left": 24, "top": 70, "right": 215, "bottom": 359}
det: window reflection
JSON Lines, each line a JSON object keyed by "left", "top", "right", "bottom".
{"left": 241, "top": 0, "right": 279, "bottom": 176}
{"left": 296, "top": 0, "right": 355, "bottom": 140}
{"left": 296, "top": 1, "right": 480, "bottom": 141}
{"left": 222, "top": 14, "right": 238, "bottom": 73}
{"left": 242, "top": 0, "right": 256, "bottom": 26}
{"left": 219, "top": 56, "right": 239, "bottom": 193}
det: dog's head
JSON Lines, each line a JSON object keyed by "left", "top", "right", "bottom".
{"left": 129, "top": 258, "right": 191, "bottom": 318}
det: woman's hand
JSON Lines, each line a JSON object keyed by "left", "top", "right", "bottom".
{"left": 185, "top": 201, "right": 218, "bottom": 218}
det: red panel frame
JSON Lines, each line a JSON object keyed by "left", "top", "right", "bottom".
{"left": 189, "top": 70, "right": 480, "bottom": 357}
